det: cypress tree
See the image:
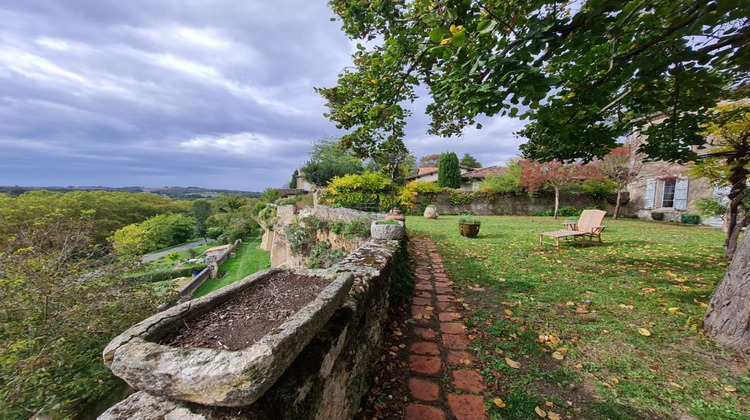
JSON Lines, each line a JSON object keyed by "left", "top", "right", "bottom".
{"left": 289, "top": 169, "right": 299, "bottom": 189}
{"left": 437, "top": 152, "right": 461, "bottom": 188}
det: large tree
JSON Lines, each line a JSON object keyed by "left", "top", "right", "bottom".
{"left": 418, "top": 153, "right": 441, "bottom": 168}
{"left": 459, "top": 153, "right": 482, "bottom": 168}
{"left": 319, "top": 0, "right": 750, "bottom": 351}
{"left": 300, "top": 138, "right": 364, "bottom": 186}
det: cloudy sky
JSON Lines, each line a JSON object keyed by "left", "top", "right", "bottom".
{"left": 0, "top": 0, "right": 525, "bottom": 191}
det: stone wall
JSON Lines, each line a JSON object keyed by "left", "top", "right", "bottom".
{"left": 100, "top": 239, "right": 400, "bottom": 420}
{"left": 419, "top": 191, "right": 598, "bottom": 215}
{"left": 267, "top": 205, "right": 383, "bottom": 269}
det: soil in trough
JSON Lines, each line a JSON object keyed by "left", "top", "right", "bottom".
{"left": 167, "top": 272, "right": 330, "bottom": 351}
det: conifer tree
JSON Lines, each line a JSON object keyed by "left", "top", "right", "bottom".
{"left": 438, "top": 152, "right": 461, "bottom": 189}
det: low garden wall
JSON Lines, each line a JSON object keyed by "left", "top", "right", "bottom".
{"left": 414, "top": 190, "right": 601, "bottom": 215}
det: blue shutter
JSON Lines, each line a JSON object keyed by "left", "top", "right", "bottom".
{"left": 674, "top": 178, "right": 689, "bottom": 211}
{"left": 644, "top": 179, "right": 656, "bottom": 209}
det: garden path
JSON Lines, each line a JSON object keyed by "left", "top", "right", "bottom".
{"left": 403, "top": 237, "right": 488, "bottom": 420}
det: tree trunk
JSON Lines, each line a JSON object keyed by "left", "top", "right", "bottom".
{"left": 614, "top": 190, "right": 622, "bottom": 219}
{"left": 553, "top": 186, "right": 560, "bottom": 219}
{"left": 724, "top": 157, "right": 749, "bottom": 259}
{"left": 705, "top": 228, "right": 750, "bottom": 353}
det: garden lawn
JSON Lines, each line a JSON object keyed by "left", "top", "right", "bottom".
{"left": 407, "top": 215, "right": 748, "bottom": 420}
{"left": 193, "top": 238, "right": 270, "bottom": 297}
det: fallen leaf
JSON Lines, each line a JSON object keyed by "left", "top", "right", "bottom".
{"left": 425, "top": 306, "right": 434, "bottom": 311}
{"left": 552, "top": 352, "right": 564, "bottom": 360}
{"left": 544, "top": 401, "right": 554, "bottom": 408}
{"left": 493, "top": 398, "right": 506, "bottom": 408}
{"left": 535, "top": 406, "right": 547, "bottom": 417}
{"left": 505, "top": 357, "right": 521, "bottom": 369}
{"left": 668, "top": 307, "right": 679, "bottom": 314}
{"left": 566, "top": 301, "right": 575, "bottom": 306}
{"left": 610, "top": 377, "right": 620, "bottom": 384}
{"left": 670, "top": 382, "right": 685, "bottom": 389}
{"left": 504, "top": 309, "right": 514, "bottom": 316}
{"left": 724, "top": 385, "right": 737, "bottom": 392}
{"left": 548, "top": 412, "right": 560, "bottom": 420}
{"left": 557, "top": 347, "right": 568, "bottom": 355}
{"left": 638, "top": 328, "right": 651, "bottom": 336}
{"left": 574, "top": 308, "right": 590, "bottom": 314}
{"left": 393, "top": 330, "right": 403, "bottom": 336}
{"left": 413, "top": 314, "right": 423, "bottom": 320}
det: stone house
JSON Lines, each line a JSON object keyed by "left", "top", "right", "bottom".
{"left": 461, "top": 166, "right": 508, "bottom": 191}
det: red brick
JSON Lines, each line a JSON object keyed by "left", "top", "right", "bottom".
{"left": 415, "top": 273, "right": 431, "bottom": 281}
{"left": 405, "top": 403, "right": 446, "bottom": 420}
{"left": 413, "top": 327, "right": 436, "bottom": 340}
{"left": 439, "top": 312, "right": 461, "bottom": 322}
{"left": 442, "top": 334, "right": 469, "bottom": 350}
{"left": 412, "top": 297, "right": 431, "bottom": 306}
{"left": 437, "top": 302, "right": 455, "bottom": 311}
{"left": 440, "top": 322, "right": 466, "bottom": 334}
{"left": 436, "top": 295, "right": 454, "bottom": 302}
{"left": 445, "top": 350, "right": 477, "bottom": 367}
{"left": 436, "top": 286, "right": 452, "bottom": 294}
{"left": 408, "top": 378, "right": 441, "bottom": 401}
{"left": 416, "top": 291, "right": 432, "bottom": 298}
{"left": 409, "top": 355, "right": 442, "bottom": 375}
{"left": 416, "top": 283, "right": 434, "bottom": 291}
{"left": 451, "top": 370, "right": 487, "bottom": 393}
{"left": 435, "top": 281, "right": 453, "bottom": 288}
{"left": 412, "top": 306, "right": 432, "bottom": 316}
{"left": 447, "top": 394, "right": 488, "bottom": 420}
{"left": 410, "top": 341, "right": 440, "bottom": 355}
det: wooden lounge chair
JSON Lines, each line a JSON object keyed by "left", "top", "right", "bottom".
{"left": 539, "top": 210, "right": 607, "bottom": 248}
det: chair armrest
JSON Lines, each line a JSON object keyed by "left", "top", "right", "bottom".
{"left": 562, "top": 221, "right": 578, "bottom": 230}
{"left": 590, "top": 226, "right": 606, "bottom": 233}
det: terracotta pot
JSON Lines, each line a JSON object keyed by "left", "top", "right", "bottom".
{"left": 458, "top": 223, "right": 480, "bottom": 238}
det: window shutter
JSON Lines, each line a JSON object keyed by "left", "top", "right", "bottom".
{"left": 674, "top": 178, "right": 689, "bottom": 210}
{"left": 644, "top": 179, "right": 656, "bottom": 209}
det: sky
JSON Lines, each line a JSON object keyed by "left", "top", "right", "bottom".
{"left": 0, "top": 0, "right": 525, "bottom": 191}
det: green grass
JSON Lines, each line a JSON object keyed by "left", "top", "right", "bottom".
{"left": 407, "top": 215, "right": 747, "bottom": 420}
{"left": 193, "top": 238, "right": 270, "bottom": 297}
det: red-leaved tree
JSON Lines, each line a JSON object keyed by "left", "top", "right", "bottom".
{"left": 598, "top": 146, "right": 641, "bottom": 219}
{"left": 520, "top": 160, "right": 601, "bottom": 219}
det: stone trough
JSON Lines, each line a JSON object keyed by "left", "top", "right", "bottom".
{"left": 102, "top": 268, "right": 354, "bottom": 407}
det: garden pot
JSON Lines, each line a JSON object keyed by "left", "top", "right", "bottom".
{"left": 370, "top": 221, "right": 405, "bottom": 240}
{"left": 458, "top": 223, "right": 480, "bottom": 238}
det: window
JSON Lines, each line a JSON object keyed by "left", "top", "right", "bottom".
{"left": 662, "top": 179, "right": 676, "bottom": 208}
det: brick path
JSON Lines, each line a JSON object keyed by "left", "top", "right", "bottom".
{"left": 404, "top": 237, "right": 488, "bottom": 420}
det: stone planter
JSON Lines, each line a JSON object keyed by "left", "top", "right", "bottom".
{"left": 102, "top": 269, "right": 354, "bottom": 407}
{"left": 458, "top": 223, "right": 481, "bottom": 238}
{"left": 370, "top": 220, "right": 405, "bottom": 240}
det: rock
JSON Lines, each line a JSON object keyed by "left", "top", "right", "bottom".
{"left": 423, "top": 206, "right": 438, "bottom": 219}
{"left": 102, "top": 270, "right": 354, "bottom": 407}
{"left": 98, "top": 392, "right": 203, "bottom": 420}
{"left": 370, "top": 221, "right": 405, "bottom": 240}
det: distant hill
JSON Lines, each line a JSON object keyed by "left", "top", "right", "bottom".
{"left": 0, "top": 186, "right": 261, "bottom": 200}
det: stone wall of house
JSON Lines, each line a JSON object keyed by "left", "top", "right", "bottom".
{"left": 627, "top": 162, "right": 714, "bottom": 223}
{"left": 100, "top": 238, "right": 401, "bottom": 420}
{"left": 417, "top": 191, "right": 598, "bottom": 215}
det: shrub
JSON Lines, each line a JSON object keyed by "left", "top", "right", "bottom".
{"left": 396, "top": 181, "right": 443, "bottom": 210}
{"left": 302, "top": 215, "right": 329, "bottom": 230}
{"left": 651, "top": 212, "right": 664, "bottom": 221}
{"left": 388, "top": 240, "right": 414, "bottom": 305}
{"left": 276, "top": 197, "right": 298, "bottom": 206}
{"left": 286, "top": 220, "right": 315, "bottom": 255}
{"left": 330, "top": 220, "right": 345, "bottom": 235}
{"left": 257, "top": 205, "right": 277, "bottom": 227}
{"left": 458, "top": 215, "right": 481, "bottom": 224}
{"left": 307, "top": 241, "right": 347, "bottom": 269}
{"left": 447, "top": 190, "right": 477, "bottom": 206}
{"left": 343, "top": 217, "right": 371, "bottom": 238}
{"left": 681, "top": 214, "right": 700, "bottom": 224}
{"left": 323, "top": 172, "right": 392, "bottom": 210}
{"left": 479, "top": 172, "right": 524, "bottom": 195}
{"left": 206, "top": 226, "right": 223, "bottom": 239}
{"left": 694, "top": 197, "right": 727, "bottom": 218}
{"left": 124, "top": 265, "right": 205, "bottom": 283}
{"left": 581, "top": 177, "right": 618, "bottom": 201}
{"left": 531, "top": 206, "right": 581, "bottom": 217}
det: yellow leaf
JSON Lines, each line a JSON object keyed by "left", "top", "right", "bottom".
{"left": 414, "top": 314, "right": 423, "bottom": 320}
{"left": 548, "top": 412, "right": 560, "bottom": 420}
{"left": 535, "top": 406, "right": 547, "bottom": 417}
{"left": 493, "top": 398, "right": 506, "bottom": 408}
{"left": 440, "top": 38, "right": 451, "bottom": 46}
{"left": 557, "top": 347, "right": 568, "bottom": 355}
{"left": 505, "top": 357, "right": 521, "bottom": 369}
{"left": 423, "top": 314, "right": 431, "bottom": 320}
{"left": 394, "top": 330, "right": 403, "bottom": 336}
{"left": 670, "top": 382, "right": 685, "bottom": 389}
{"left": 504, "top": 309, "right": 513, "bottom": 316}
{"left": 668, "top": 307, "right": 679, "bottom": 314}
{"left": 638, "top": 328, "right": 651, "bottom": 336}
{"left": 552, "top": 352, "right": 564, "bottom": 360}
{"left": 724, "top": 385, "right": 737, "bottom": 392}
{"left": 611, "top": 377, "right": 620, "bottom": 384}
{"left": 425, "top": 306, "right": 434, "bottom": 311}
{"left": 566, "top": 301, "right": 575, "bottom": 306}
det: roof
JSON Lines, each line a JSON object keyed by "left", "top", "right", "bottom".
{"left": 407, "top": 166, "right": 479, "bottom": 180}
{"left": 462, "top": 166, "right": 508, "bottom": 180}
{"left": 275, "top": 188, "right": 307, "bottom": 196}
{"left": 205, "top": 244, "right": 232, "bottom": 253}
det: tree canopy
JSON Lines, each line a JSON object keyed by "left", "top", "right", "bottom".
{"left": 459, "top": 153, "right": 482, "bottom": 168}
{"left": 319, "top": 0, "right": 748, "bottom": 163}
{"left": 300, "top": 138, "right": 364, "bottom": 186}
